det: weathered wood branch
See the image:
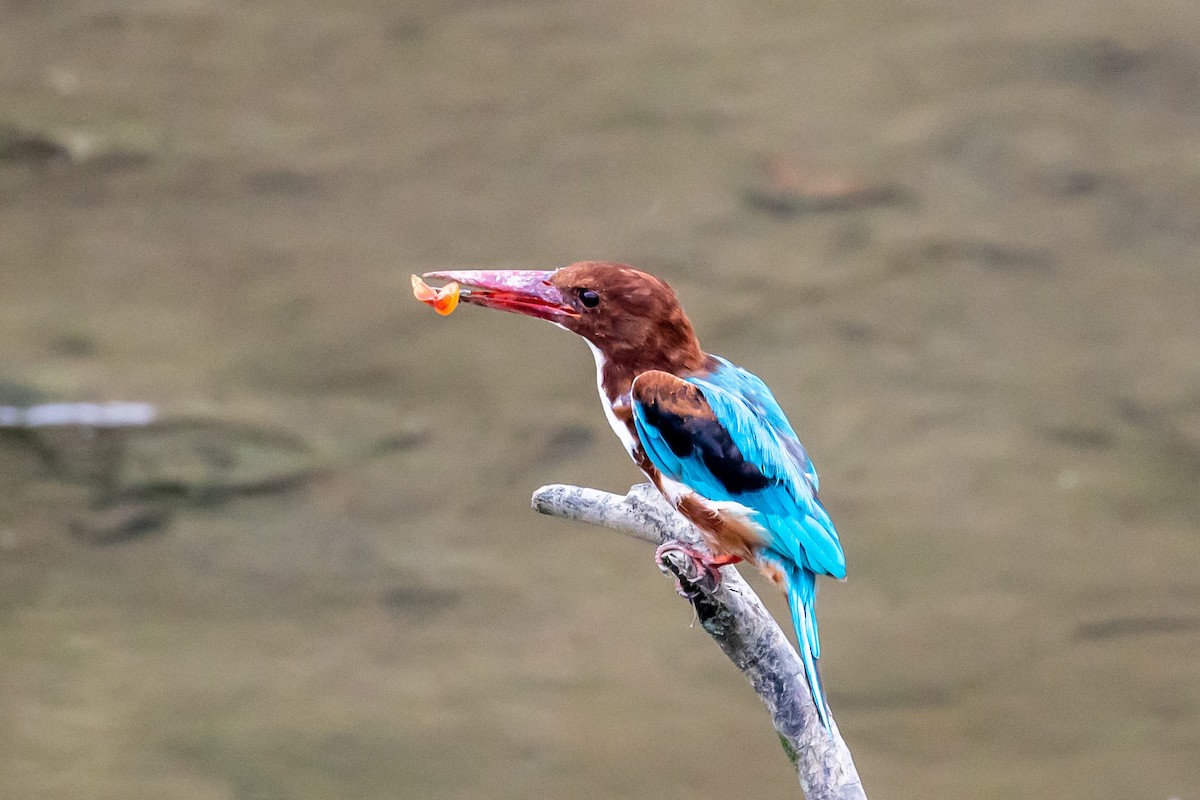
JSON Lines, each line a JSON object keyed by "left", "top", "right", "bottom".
{"left": 532, "top": 482, "right": 867, "bottom": 800}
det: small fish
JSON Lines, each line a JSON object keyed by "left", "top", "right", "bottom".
{"left": 411, "top": 275, "right": 460, "bottom": 316}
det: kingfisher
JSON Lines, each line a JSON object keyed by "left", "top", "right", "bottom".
{"left": 420, "top": 261, "right": 846, "bottom": 729}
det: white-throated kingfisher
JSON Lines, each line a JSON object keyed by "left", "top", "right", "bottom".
{"left": 422, "top": 261, "right": 846, "bottom": 729}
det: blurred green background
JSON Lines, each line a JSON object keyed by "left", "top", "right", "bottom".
{"left": 2, "top": 1, "right": 1199, "bottom": 798}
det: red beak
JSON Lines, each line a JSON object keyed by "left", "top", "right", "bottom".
{"left": 422, "top": 270, "right": 579, "bottom": 321}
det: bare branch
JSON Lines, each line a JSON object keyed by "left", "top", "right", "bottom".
{"left": 533, "top": 482, "right": 867, "bottom": 800}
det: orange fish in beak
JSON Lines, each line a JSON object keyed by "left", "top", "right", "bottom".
{"left": 411, "top": 274, "right": 460, "bottom": 316}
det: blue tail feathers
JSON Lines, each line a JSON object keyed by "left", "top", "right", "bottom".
{"left": 786, "top": 565, "right": 832, "bottom": 731}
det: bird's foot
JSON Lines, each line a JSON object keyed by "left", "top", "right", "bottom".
{"left": 654, "top": 543, "right": 741, "bottom": 598}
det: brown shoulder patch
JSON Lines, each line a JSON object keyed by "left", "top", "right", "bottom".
{"left": 631, "top": 370, "right": 717, "bottom": 421}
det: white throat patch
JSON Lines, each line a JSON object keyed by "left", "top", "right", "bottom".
{"left": 584, "top": 340, "right": 639, "bottom": 459}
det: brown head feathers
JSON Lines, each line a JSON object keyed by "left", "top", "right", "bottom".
{"left": 549, "top": 262, "right": 711, "bottom": 399}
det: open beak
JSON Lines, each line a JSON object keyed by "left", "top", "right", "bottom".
{"left": 422, "top": 270, "right": 579, "bottom": 321}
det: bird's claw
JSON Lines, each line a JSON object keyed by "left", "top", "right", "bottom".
{"left": 655, "top": 542, "right": 725, "bottom": 598}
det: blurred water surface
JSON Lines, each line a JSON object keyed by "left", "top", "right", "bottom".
{"left": 2, "top": 1, "right": 1199, "bottom": 798}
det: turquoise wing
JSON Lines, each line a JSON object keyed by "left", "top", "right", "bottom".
{"left": 630, "top": 367, "right": 844, "bottom": 579}
{"left": 706, "top": 356, "right": 819, "bottom": 493}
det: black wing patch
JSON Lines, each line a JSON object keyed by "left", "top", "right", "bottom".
{"left": 634, "top": 373, "right": 776, "bottom": 495}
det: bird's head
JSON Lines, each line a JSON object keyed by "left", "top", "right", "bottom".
{"left": 423, "top": 261, "right": 703, "bottom": 368}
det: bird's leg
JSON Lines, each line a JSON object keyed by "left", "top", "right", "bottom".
{"left": 653, "top": 492, "right": 762, "bottom": 597}
{"left": 654, "top": 543, "right": 740, "bottom": 597}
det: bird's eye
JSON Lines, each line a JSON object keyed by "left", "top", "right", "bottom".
{"left": 579, "top": 289, "right": 600, "bottom": 308}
